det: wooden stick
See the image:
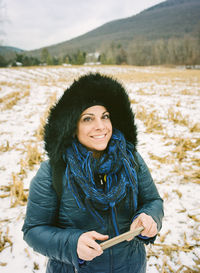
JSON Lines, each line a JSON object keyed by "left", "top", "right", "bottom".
{"left": 100, "top": 226, "right": 144, "bottom": 250}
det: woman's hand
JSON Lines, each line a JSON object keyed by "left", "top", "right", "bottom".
{"left": 77, "top": 231, "right": 109, "bottom": 261}
{"left": 127, "top": 213, "right": 157, "bottom": 241}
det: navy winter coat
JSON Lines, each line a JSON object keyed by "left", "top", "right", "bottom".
{"left": 22, "top": 151, "right": 163, "bottom": 273}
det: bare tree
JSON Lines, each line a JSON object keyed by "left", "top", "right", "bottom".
{"left": 0, "top": 0, "right": 6, "bottom": 45}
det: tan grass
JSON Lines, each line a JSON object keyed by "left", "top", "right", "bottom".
{"left": 171, "top": 137, "right": 200, "bottom": 162}
{"left": 168, "top": 108, "right": 189, "bottom": 127}
{"left": 135, "top": 105, "right": 147, "bottom": 120}
{"left": 183, "top": 170, "right": 200, "bottom": 184}
{"left": 188, "top": 214, "right": 200, "bottom": 222}
{"left": 162, "top": 192, "right": 169, "bottom": 200}
{"left": 153, "top": 242, "right": 196, "bottom": 253}
{"left": 24, "top": 143, "right": 43, "bottom": 170}
{"left": 144, "top": 111, "right": 163, "bottom": 133}
{"left": 115, "top": 67, "right": 200, "bottom": 85}
{"left": 159, "top": 230, "right": 171, "bottom": 243}
{"left": 0, "top": 141, "right": 11, "bottom": 152}
{"left": 10, "top": 173, "right": 28, "bottom": 207}
{"left": 149, "top": 152, "right": 175, "bottom": 164}
{"left": 190, "top": 122, "right": 200, "bottom": 133}
{"left": 0, "top": 227, "right": 13, "bottom": 253}
{"left": 173, "top": 164, "right": 200, "bottom": 184}
{"left": 176, "top": 100, "right": 181, "bottom": 107}
{"left": 0, "top": 90, "right": 30, "bottom": 110}
{"left": 181, "top": 89, "right": 197, "bottom": 96}
{"left": 136, "top": 106, "right": 163, "bottom": 133}
{"left": 130, "top": 98, "right": 137, "bottom": 104}
{"left": 137, "top": 88, "right": 155, "bottom": 96}
{"left": 172, "top": 189, "right": 182, "bottom": 198}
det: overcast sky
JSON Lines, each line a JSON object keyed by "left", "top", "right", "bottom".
{"left": 2, "top": 0, "right": 165, "bottom": 50}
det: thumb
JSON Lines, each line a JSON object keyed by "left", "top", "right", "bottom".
{"left": 127, "top": 217, "right": 141, "bottom": 241}
{"left": 131, "top": 217, "right": 141, "bottom": 230}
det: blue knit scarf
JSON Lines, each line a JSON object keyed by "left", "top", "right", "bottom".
{"left": 63, "top": 129, "right": 138, "bottom": 235}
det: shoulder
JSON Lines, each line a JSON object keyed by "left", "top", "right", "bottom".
{"left": 28, "top": 160, "right": 57, "bottom": 203}
{"left": 133, "top": 151, "right": 148, "bottom": 172}
{"left": 133, "top": 150, "right": 153, "bottom": 183}
{"left": 34, "top": 160, "right": 52, "bottom": 178}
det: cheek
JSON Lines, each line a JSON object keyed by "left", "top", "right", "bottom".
{"left": 76, "top": 124, "right": 89, "bottom": 141}
{"left": 107, "top": 122, "right": 113, "bottom": 138}
{"left": 108, "top": 120, "right": 112, "bottom": 131}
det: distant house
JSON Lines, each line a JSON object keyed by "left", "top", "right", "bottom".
{"left": 85, "top": 52, "right": 101, "bottom": 65}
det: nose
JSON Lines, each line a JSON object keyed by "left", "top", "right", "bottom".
{"left": 94, "top": 118, "right": 105, "bottom": 130}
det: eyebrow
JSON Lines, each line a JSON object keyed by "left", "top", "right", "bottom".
{"left": 81, "top": 111, "right": 109, "bottom": 117}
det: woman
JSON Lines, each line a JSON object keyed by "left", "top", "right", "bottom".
{"left": 22, "top": 73, "right": 164, "bottom": 273}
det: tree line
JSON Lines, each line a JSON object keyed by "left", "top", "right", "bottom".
{"left": 101, "top": 36, "right": 200, "bottom": 66}
{"left": 0, "top": 35, "right": 199, "bottom": 67}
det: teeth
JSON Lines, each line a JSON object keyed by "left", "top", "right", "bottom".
{"left": 93, "top": 135, "right": 105, "bottom": 139}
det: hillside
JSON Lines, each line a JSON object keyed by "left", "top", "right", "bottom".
{"left": 0, "top": 46, "right": 24, "bottom": 58}
{"left": 27, "top": 0, "right": 200, "bottom": 58}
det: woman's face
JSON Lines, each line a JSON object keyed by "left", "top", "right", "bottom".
{"left": 77, "top": 105, "right": 112, "bottom": 155}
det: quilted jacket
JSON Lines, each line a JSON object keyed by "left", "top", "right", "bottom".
{"left": 22, "top": 151, "right": 163, "bottom": 273}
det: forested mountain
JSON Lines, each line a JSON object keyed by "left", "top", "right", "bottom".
{"left": 0, "top": 46, "right": 24, "bottom": 66}
{"left": 1, "top": 0, "right": 200, "bottom": 66}
{"left": 26, "top": 0, "right": 200, "bottom": 59}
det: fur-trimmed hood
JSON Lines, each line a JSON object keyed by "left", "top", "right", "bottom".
{"left": 44, "top": 73, "right": 137, "bottom": 163}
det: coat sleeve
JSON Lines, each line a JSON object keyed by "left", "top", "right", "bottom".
{"left": 133, "top": 151, "right": 164, "bottom": 244}
{"left": 22, "top": 160, "right": 83, "bottom": 268}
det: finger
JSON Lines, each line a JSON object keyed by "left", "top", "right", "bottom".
{"left": 90, "top": 231, "right": 109, "bottom": 241}
{"left": 141, "top": 221, "right": 157, "bottom": 237}
{"left": 147, "top": 222, "right": 157, "bottom": 237}
{"left": 130, "top": 219, "right": 140, "bottom": 230}
{"left": 86, "top": 238, "right": 103, "bottom": 252}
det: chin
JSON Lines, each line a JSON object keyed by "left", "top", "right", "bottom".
{"left": 92, "top": 144, "right": 108, "bottom": 152}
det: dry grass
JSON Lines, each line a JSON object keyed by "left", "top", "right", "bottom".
{"left": 0, "top": 142, "right": 43, "bottom": 206}
{"left": 24, "top": 143, "right": 43, "bottom": 170}
{"left": 182, "top": 170, "right": 200, "bottom": 184}
{"left": 181, "top": 89, "right": 197, "bottom": 96}
{"left": 10, "top": 173, "right": 28, "bottom": 207}
{"left": 159, "top": 230, "right": 171, "bottom": 243}
{"left": 168, "top": 108, "right": 189, "bottom": 127}
{"left": 149, "top": 153, "right": 175, "bottom": 164}
{"left": 171, "top": 137, "right": 200, "bottom": 162}
{"left": 136, "top": 106, "right": 163, "bottom": 133}
{"left": 0, "top": 227, "right": 13, "bottom": 253}
{"left": 130, "top": 98, "right": 138, "bottom": 104}
{"left": 169, "top": 136, "right": 200, "bottom": 184}
{"left": 137, "top": 88, "right": 155, "bottom": 96}
{"left": 0, "top": 141, "right": 11, "bottom": 152}
{"left": 0, "top": 90, "right": 30, "bottom": 110}
{"left": 115, "top": 66, "right": 200, "bottom": 85}
{"left": 190, "top": 123, "right": 200, "bottom": 133}
{"left": 147, "top": 233, "right": 200, "bottom": 272}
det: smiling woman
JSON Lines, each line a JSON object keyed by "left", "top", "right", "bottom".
{"left": 22, "top": 73, "right": 163, "bottom": 273}
{"left": 77, "top": 105, "right": 113, "bottom": 157}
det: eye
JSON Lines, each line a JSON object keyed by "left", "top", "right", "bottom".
{"left": 102, "top": 113, "right": 110, "bottom": 120}
{"left": 82, "top": 116, "right": 92, "bottom": 122}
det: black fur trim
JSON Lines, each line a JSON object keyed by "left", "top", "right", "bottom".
{"left": 44, "top": 73, "right": 137, "bottom": 164}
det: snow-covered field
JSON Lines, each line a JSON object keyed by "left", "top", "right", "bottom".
{"left": 0, "top": 65, "right": 200, "bottom": 273}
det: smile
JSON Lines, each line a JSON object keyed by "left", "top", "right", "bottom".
{"left": 91, "top": 134, "right": 106, "bottom": 139}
